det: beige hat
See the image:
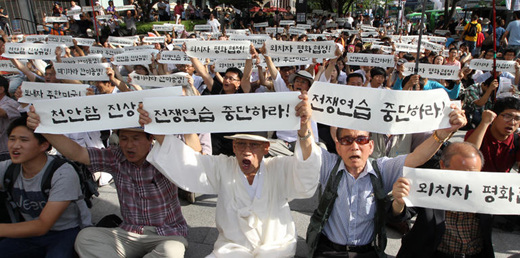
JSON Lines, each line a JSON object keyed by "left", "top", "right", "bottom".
{"left": 289, "top": 70, "right": 314, "bottom": 85}
{"left": 224, "top": 133, "right": 270, "bottom": 142}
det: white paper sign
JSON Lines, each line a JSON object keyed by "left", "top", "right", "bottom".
{"left": 157, "top": 50, "right": 193, "bottom": 64}
{"left": 129, "top": 72, "right": 188, "bottom": 87}
{"left": 112, "top": 51, "right": 152, "bottom": 66}
{"left": 402, "top": 63, "right": 460, "bottom": 80}
{"left": 265, "top": 27, "right": 285, "bottom": 34}
{"left": 142, "top": 36, "right": 166, "bottom": 43}
{"left": 66, "top": 9, "right": 83, "bottom": 17}
{"left": 185, "top": 40, "right": 251, "bottom": 59}
{"left": 371, "top": 44, "right": 393, "bottom": 53}
{"left": 296, "top": 24, "right": 312, "bottom": 30}
{"left": 280, "top": 20, "right": 296, "bottom": 26}
{"left": 254, "top": 22, "right": 269, "bottom": 28}
{"left": 226, "top": 29, "right": 248, "bottom": 35}
{"left": 115, "top": 5, "right": 135, "bottom": 11}
{"left": 153, "top": 24, "right": 175, "bottom": 31}
{"left": 306, "top": 34, "right": 327, "bottom": 40}
{"left": 108, "top": 36, "right": 135, "bottom": 46}
{"left": 395, "top": 42, "right": 424, "bottom": 52}
{"left": 45, "top": 16, "right": 69, "bottom": 23}
{"left": 289, "top": 27, "right": 307, "bottom": 35}
{"left": 194, "top": 24, "right": 212, "bottom": 31}
{"left": 422, "top": 40, "right": 444, "bottom": 52}
{"left": 73, "top": 38, "right": 96, "bottom": 46}
{"left": 3, "top": 43, "right": 63, "bottom": 60}
{"left": 343, "top": 29, "right": 360, "bottom": 35}
{"left": 61, "top": 54, "right": 102, "bottom": 64}
{"left": 267, "top": 56, "right": 314, "bottom": 67}
{"left": 89, "top": 46, "right": 125, "bottom": 58}
{"left": 265, "top": 40, "right": 336, "bottom": 58}
{"left": 34, "top": 88, "right": 183, "bottom": 133}
{"left": 18, "top": 82, "right": 89, "bottom": 103}
{"left": 469, "top": 59, "right": 516, "bottom": 73}
{"left": 426, "top": 36, "right": 447, "bottom": 44}
{"left": 0, "top": 60, "right": 25, "bottom": 72}
{"left": 143, "top": 92, "right": 300, "bottom": 134}
{"left": 124, "top": 45, "right": 155, "bottom": 51}
{"left": 403, "top": 167, "right": 520, "bottom": 215}
{"left": 47, "top": 35, "right": 74, "bottom": 46}
{"left": 54, "top": 63, "right": 110, "bottom": 81}
{"left": 214, "top": 60, "right": 246, "bottom": 72}
{"left": 229, "top": 34, "right": 270, "bottom": 48}
{"left": 346, "top": 53, "right": 395, "bottom": 67}
{"left": 25, "top": 35, "right": 48, "bottom": 43}
{"left": 81, "top": 5, "right": 103, "bottom": 12}
{"left": 94, "top": 15, "right": 113, "bottom": 20}
{"left": 308, "top": 82, "right": 453, "bottom": 134}
{"left": 433, "top": 30, "right": 450, "bottom": 36}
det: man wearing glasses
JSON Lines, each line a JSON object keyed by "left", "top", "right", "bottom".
{"left": 465, "top": 96, "right": 520, "bottom": 173}
{"left": 141, "top": 93, "right": 322, "bottom": 257}
{"left": 307, "top": 106, "right": 467, "bottom": 257}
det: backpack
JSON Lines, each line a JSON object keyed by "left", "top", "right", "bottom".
{"left": 466, "top": 23, "right": 478, "bottom": 37}
{"left": 2, "top": 156, "right": 99, "bottom": 222}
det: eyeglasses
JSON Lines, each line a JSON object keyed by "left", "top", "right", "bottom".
{"left": 234, "top": 142, "right": 264, "bottom": 151}
{"left": 338, "top": 136, "right": 370, "bottom": 146}
{"left": 223, "top": 76, "right": 240, "bottom": 82}
{"left": 500, "top": 113, "right": 520, "bottom": 123}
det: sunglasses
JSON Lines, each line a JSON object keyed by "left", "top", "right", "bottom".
{"left": 338, "top": 136, "right": 370, "bottom": 146}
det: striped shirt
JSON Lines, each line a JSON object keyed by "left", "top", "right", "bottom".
{"left": 87, "top": 147, "right": 187, "bottom": 236}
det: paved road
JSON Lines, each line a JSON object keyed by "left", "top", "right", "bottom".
{"left": 90, "top": 130, "right": 520, "bottom": 257}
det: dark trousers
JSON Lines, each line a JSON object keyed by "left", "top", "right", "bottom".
{"left": 0, "top": 227, "right": 80, "bottom": 258}
{"left": 314, "top": 235, "right": 378, "bottom": 258}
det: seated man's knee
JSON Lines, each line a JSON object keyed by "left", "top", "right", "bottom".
{"left": 146, "top": 239, "right": 186, "bottom": 258}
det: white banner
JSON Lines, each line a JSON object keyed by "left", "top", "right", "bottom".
{"left": 47, "top": 35, "right": 74, "bottom": 46}
{"left": 265, "top": 27, "right": 285, "bottom": 34}
{"left": 112, "top": 51, "right": 153, "bottom": 66}
{"left": 426, "top": 36, "right": 447, "bottom": 44}
{"left": 371, "top": 44, "right": 393, "bottom": 53}
{"left": 143, "top": 92, "right": 300, "bottom": 134}
{"left": 18, "top": 82, "right": 89, "bottom": 103}
{"left": 124, "top": 45, "right": 154, "bottom": 51}
{"left": 469, "top": 59, "right": 516, "bottom": 73}
{"left": 157, "top": 50, "right": 193, "bottom": 64}
{"left": 108, "top": 36, "right": 135, "bottom": 47}
{"left": 0, "top": 60, "right": 25, "bottom": 72}
{"left": 54, "top": 63, "right": 110, "bottom": 81}
{"left": 254, "top": 22, "right": 269, "bottom": 28}
{"left": 115, "top": 5, "right": 135, "bottom": 11}
{"left": 61, "top": 54, "right": 102, "bottom": 64}
{"left": 296, "top": 24, "right": 312, "bottom": 30}
{"left": 194, "top": 24, "right": 212, "bottom": 31}
{"left": 422, "top": 40, "right": 444, "bottom": 52}
{"left": 226, "top": 29, "right": 248, "bottom": 35}
{"left": 343, "top": 29, "right": 360, "bottom": 35}
{"left": 229, "top": 34, "right": 270, "bottom": 48}
{"left": 402, "top": 63, "right": 460, "bottom": 80}
{"left": 81, "top": 5, "right": 103, "bottom": 12}
{"left": 214, "top": 60, "right": 246, "bottom": 72}
{"left": 94, "top": 15, "right": 113, "bottom": 20}
{"left": 395, "top": 42, "right": 424, "bottom": 53}
{"left": 268, "top": 56, "right": 313, "bottom": 67}
{"left": 89, "top": 46, "right": 125, "bottom": 58}
{"left": 74, "top": 37, "right": 96, "bottom": 46}
{"left": 153, "top": 24, "right": 174, "bottom": 31}
{"left": 45, "top": 16, "right": 69, "bottom": 23}
{"left": 403, "top": 167, "right": 520, "bottom": 215}
{"left": 2, "top": 43, "right": 64, "bottom": 60}
{"left": 360, "top": 38, "right": 381, "bottom": 43}
{"left": 346, "top": 53, "right": 395, "bottom": 67}
{"left": 265, "top": 40, "right": 336, "bottom": 59}
{"left": 306, "top": 34, "right": 327, "bottom": 40}
{"left": 25, "top": 35, "right": 48, "bottom": 43}
{"left": 280, "top": 20, "right": 296, "bottom": 26}
{"left": 308, "top": 82, "right": 453, "bottom": 134}
{"left": 185, "top": 40, "right": 251, "bottom": 59}
{"left": 288, "top": 27, "right": 307, "bottom": 35}
{"left": 129, "top": 72, "right": 188, "bottom": 87}
{"left": 66, "top": 8, "right": 83, "bottom": 17}
{"left": 34, "top": 88, "right": 182, "bottom": 134}
{"left": 142, "top": 36, "right": 166, "bottom": 43}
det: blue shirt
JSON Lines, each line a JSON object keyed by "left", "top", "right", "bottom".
{"left": 319, "top": 149, "right": 406, "bottom": 246}
{"left": 423, "top": 80, "right": 461, "bottom": 100}
{"left": 506, "top": 20, "right": 520, "bottom": 46}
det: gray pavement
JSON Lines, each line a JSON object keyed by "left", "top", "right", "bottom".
{"left": 90, "top": 130, "right": 520, "bottom": 257}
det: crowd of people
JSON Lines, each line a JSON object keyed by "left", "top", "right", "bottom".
{"left": 0, "top": 0, "right": 519, "bottom": 257}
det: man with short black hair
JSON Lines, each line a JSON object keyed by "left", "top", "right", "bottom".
{"left": 0, "top": 75, "right": 20, "bottom": 161}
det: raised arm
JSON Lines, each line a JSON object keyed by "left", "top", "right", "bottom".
{"left": 464, "top": 110, "right": 496, "bottom": 149}
{"left": 297, "top": 91, "right": 314, "bottom": 160}
{"left": 26, "top": 106, "right": 91, "bottom": 165}
{"left": 259, "top": 43, "right": 279, "bottom": 80}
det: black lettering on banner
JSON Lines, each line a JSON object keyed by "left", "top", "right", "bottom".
{"left": 417, "top": 182, "right": 472, "bottom": 200}
{"left": 108, "top": 102, "right": 137, "bottom": 119}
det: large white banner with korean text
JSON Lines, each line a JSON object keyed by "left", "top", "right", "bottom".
{"left": 228, "top": 34, "right": 271, "bottom": 48}
{"left": 18, "top": 82, "right": 89, "bottom": 103}
{"left": 265, "top": 40, "right": 337, "bottom": 59}
{"left": 346, "top": 53, "right": 395, "bottom": 67}
{"left": 34, "top": 88, "right": 183, "bottom": 133}
{"left": 61, "top": 54, "right": 102, "bottom": 64}
{"left": 54, "top": 63, "right": 111, "bottom": 81}
{"left": 112, "top": 51, "right": 153, "bottom": 65}
{"left": 402, "top": 63, "right": 460, "bottom": 80}
{"left": 129, "top": 72, "right": 189, "bottom": 87}
{"left": 143, "top": 92, "right": 300, "bottom": 134}
{"left": 469, "top": 59, "right": 516, "bottom": 73}
{"left": 308, "top": 82, "right": 453, "bottom": 134}
{"left": 185, "top": 40, "right": 251, "bottom": 59}
{"left": 3, "top": 43, "right": 64, "bottom": 60}
{"left": 89, "top": 46, "right": 125, "bottom": 58}
{"left": 403, "top": 167, "right": 520, "bottom": 215}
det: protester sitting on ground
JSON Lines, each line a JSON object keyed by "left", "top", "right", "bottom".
{"left": 0, "top": 117, "right": 92, "bottom": 258}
